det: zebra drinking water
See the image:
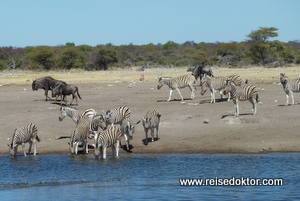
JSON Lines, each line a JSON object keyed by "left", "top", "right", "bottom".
{"left": 94, "top": 125, "right": 123, "bottom": 159}
{"left": 7, "top": 123, "right": 40, "bottom": 158}
{"left": 120, "top": 119, "right": 141, "bottom": 151}
{"left": 157, "top": 75, "right": 196, "bottom": 101}
{"left": 59, "top": 106, "right": 97, "bottom": 123}
{"left": 200, "top": 75, "right": 230, "bottom": 103}
{"left": 280, "top": 73, "right": 300, "bottom": 105}
{"left": 70, "top": 115, "right": 106, "bottom": 155}
{"left": 105, "top": 105, "right": 131, "bottom": 125}
{"left": 142, "top": 110, "right": 161, "bottom": 145}
{"left": 223, "top": 80, "right": 260, "bottom": 116}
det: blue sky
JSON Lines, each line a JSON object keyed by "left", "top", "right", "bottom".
{"left": 1, "top": 0, "right": 299, "bottom": 47}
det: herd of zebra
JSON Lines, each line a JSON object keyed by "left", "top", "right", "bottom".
{"left": 7, "top": 65, "right": 300, "bottom": 158}
{"left": 8, "top": 104, "right": 161, "bottom": 159}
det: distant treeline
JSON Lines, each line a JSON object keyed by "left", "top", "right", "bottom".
{"left": 0, "top": 27, "right": 299, "bottom": 71}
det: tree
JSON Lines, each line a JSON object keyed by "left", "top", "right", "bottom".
{"left": 26, "top": 46, "right": 56, "bottom": 70}
{"left": 59, "top": 47, "right": 86, "bottom": 69}
{"left": 93, "top": 46, "right": 118, "bottom": 70}
{"left": 246, "top": 27, "right": 279, "bottom": 65}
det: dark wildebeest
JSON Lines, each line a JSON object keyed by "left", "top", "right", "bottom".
{"left": 190, "top": 64, "right": 214, "bottom": 81}
{"left": 51, "top": 84, "right": 82, "bottom": 105}
{"left": 32, "top": 76, "right": 66, "bottom": 101}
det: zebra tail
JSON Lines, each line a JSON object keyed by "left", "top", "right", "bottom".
{"left": 76, "top": 87, "right": 82, "bottom": 99}
{"left": 36, "top": 135, "right": 41, "bottom": 142}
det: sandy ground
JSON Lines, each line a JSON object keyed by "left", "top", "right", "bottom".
{"left": 1, "top": 67, "right": 300, "bottom": 156}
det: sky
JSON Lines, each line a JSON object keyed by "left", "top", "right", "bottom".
{"left": 0, "top": 0, "right": 299, "bottom": 47}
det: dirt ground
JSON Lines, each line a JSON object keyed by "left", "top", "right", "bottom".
{"left": 1, "top": 67, "right": 300, "bottom": 156}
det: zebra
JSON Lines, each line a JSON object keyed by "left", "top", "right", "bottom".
{"left": 280, "top": 73, "right": 300, "bottom": 105}
{"left": 223, "top": 80, "right": 260, "bottom": 117}
{"left": 105, "top": 106, "right": 131, "bottom": 125}
{"left": 227, "top": 75, "right": 248, "bottom": 87}
{"left": 58, "top": 106, "right": 97, "bottom": 123}
{"left": 7, "top": 123, "right": 40, "bottom": 158}
{"left": 141, "top": 110, "right": 161, "bottom": 145}
{"left": 200, "top": 74, "right": 230, "bottom": 103}
{"left": 94, "top": 125, "right": 123, "bottom": 159}
{"left": 70, "top": 115, "right": 106, "bottom": 155}
{"left": 157, "top": 75, "right": 196, "bottom": 102}
{"left": 120, "top": 119, "right": 141, "bottom": 151}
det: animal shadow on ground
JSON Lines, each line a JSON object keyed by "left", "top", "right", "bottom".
{"left": 200, "top": 98, "right": 229, "bottom": 104}
{"left": 142, "top": 137, "right": 160, "bottom": 145}
{"left": 121, "top": 145, "right": 133, "bottom": 153}
{"left": 278, "top": 103, "right": 300, "bottom": 107}
{"left": 157, "top": 98, "right": 193, "bottom": 102}
{"left": 221, "top": 113, "right": 254, "bottom": 119}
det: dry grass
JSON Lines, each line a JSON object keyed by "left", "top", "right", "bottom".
{"left": 0, "top": 66, "right": 299, "bottom": 86}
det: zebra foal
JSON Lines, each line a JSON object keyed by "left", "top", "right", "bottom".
{"left": 280, "top": 73, "right": 300, "bottom": 105}
{"left": 94, "top": 125, "right": 123, "bottom": 159}
{"left": 142, "top": 110, "right": 161, "bottom": 145}
{"left": 223, "top": 80, "right": 260, "bottom": 117}
{"left": 157, "top": 75, "right": 196, "bottom": 101}
{"left": 7, "top": 123, "right": 40, "bottom": 158}
{"left": 59, "top": 106, "right": 97, "bottom": 123}
{"left": 70, "top": 115, "right": 106, "bottom": 155}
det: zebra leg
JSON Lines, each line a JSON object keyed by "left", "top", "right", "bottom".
{"left": 33, "top": 139, "right": 37, "bottom": 155}
{"left": 227, "top": 91, "right": 231, "bottom": 101}
{"left": 22, "top": 143, "right": 27, "bottom": 156}
{"left": 75, "top": 142, "right": 79, "bottom": 154}
{"left": 111, "top": 144, "right": 116, "bottom": 156}
{"left": 168, "top": 89, "right": 173, "bottom": 101}
{"left": 233, "top": 99, "right": 239, "bottom": 117}
{"left": 27, "top": 141, "right": 32, "bottom": 155}
{"left": 249, "top": 98, "right": 257, "bottom": 115}
{"left": 103, "top": 147, "right": 107, "bottom": 159}
{"left": 145, "top": 129, "right": 149, "bottom": 145}
{"left": 175, "top": 88, "right": 184, "bottom": 101}
{"left": 290, "top": 91, "right": 295, "bottom": 105}
{"left": 210, "top": 89, "right": 215, "bottom": 103}
{"left": 151, "top": 128, "right": 154, "bottom": 142}
{"left": 156, "top": 127, "right": 159, "bottom": 140}
{"left": 188, "top": 85, "right": 195, "bottom": 100}
{"left": 116, "top": 140, "right": 120, "bottom": 157}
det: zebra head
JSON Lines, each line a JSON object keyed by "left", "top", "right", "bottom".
{"left": 7, "top": 143, "right": 18, "bottom": 158}
{"left": 141, "top": 117, "right": 152, "bottom": 129}
{"left": 157, "top": 77, "right": 164, "bottom": 89}
{"left": 223, "top": 80, "right": 236, "bottom": 95}
{"left": 59, "top": 106, "right": 68, "bottom": 121}
{"left": 280, "top": 73, "right": 288, "bottom": 85}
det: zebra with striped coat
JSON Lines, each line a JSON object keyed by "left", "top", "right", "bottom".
{"left": 105, "top": 106, "right": 131, "bottom": 125}
{"left": 280, "top": 73, "right": 300, "bottom": 105}
{"left": 70, "top": 115, "right": 106, "bottom": 154}
{"left": 94, "top": 125, "right": 123, "bottom": 159}
{"left": 7, "top": 123, "right": 40, "bottom": 158}
{"left": 120, "top": 119, "right": 141, "bottom": 151}
{"left": 59, "top": 106, "right": 97, "bottom": 123}
{"left": 157, "top": 75, "right": 196, "bottom": 101}
{"left": 200, "top": 75, "right": 230, "bottom": 103}
{"left": 142, "top": 110, "right": 161, "bottom": 145}
{"left": 227, "top": 75, "right": 248, "bottom": 87}
{"left": 223, "top": 80, "right": 260, "bottom": 117}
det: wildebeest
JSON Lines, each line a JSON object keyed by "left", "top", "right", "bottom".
{"left": 191, "top": 64, "right": 214, "bottom": 81}
{"left": 32, "top": 76, "right": 66, "bottom": 101}
{"left": 51, "top": 83, "right": 82, "bottom": 105}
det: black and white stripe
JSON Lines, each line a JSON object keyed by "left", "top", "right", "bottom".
{"left": 157, "top": 75, "right": 196, "bottom": 101}
{"left": 141, "top": 110, "right": 161, "bottom": 145}
{"left": 200, "top": 75, "right": 230, "bottom": 103}
{"left": 94, "top": 125, "right": 123, "bottom": 159}
{"left": 223, "top": 80, "right": 260, "bottom": 116}
{"left": 59, "top": 106, "right": 97, "bottom": 123}
{"left": 7, "top": 123, "right": 40, "bottom": 157}
{"left": 227, "top": 75, "right": 248, "bottom": 86}
{"left": 105, "top": 106, "right": 131, "bottom": 125}
{"left": 70, "top": 115, "right": 106, "bottom": 154}
{"left": 280, "top": 73, "right": 300, "bottom": 105}
{"left": 120, "top": 120, "right": 141, "bottom": 151}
